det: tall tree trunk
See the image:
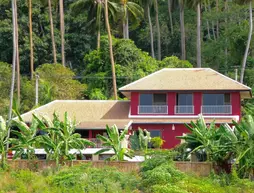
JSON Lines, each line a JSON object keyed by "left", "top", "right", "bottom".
{"left": 240, "top": 1, "right": 253, "bottom": 83}
{"left": 59, "top": 0, "right": 65, "bottom": 67}
{"left": 15, "top": 0, "right": 20, "bottom": 103}
{"left": 216, "top": 0, "right": 219, "bottom": 38}
{"left": 7, "top": 0, "right": 17, "bottom": 152}
{"left": 208, "top": 0, "right": 216, "bottom": 40}
{"left": 179, "top": 0, "right": 186, "bottom": 60}
{"left": 29, "top": 0, "right": 34, "bottom": 79}
{"left": 126, "top": 12, "right": 129, "bottom": 39}
{"left": 48, "top": 0, "right": 57, "bottom": 63}
{"left": 204, "top": 1, "right": 211, "bottom": 39}
{"left": 224, "top": 0, "right": 228, "bottom": 68}
{"left": 147, "top": 6, "right": 155, "bottom": 58}
{"left": 105, "top": 0, "right": 117, "bottom": 99}
{"left": 168, "top": 0, "right": 174, "bottom": 35}
{"left": 154, "top": 0, "right": 161, "bottom": 60}
{"left": 97, "top": 30, "right": 101, "bottom": 49}
{"left": 197, "top": 2, "right": 201, "bottom": 67}
{"left": 96, "top": 2, "right": 102, "bottom": 49}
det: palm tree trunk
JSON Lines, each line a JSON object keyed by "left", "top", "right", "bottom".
{"left": 97, "top": 30, "right": 101, "bottom": 49}
{"left": 154, "top": 0, "right": 161, "bottom": 60}
{"left": 208, "top": 0, "right": 216, "bottom": 40}
{"left": 196, "top": 2, "right": 201, "bottom": 68}
{"left": 48, "top": 0, "right": 57, "bottom": 63}
{"left": 168, "top": 0, "right": 174, "bottom": 35}
{"left": 126, "top": 12, "right": 129, "bottom": 39}
{"left": 7, "top": 0, "right": 17, "bottom": 152}
{"left": 15, "top": 0, "right": 20, "bottom": 103}
{"left": 147, "top": 6, "right": 155, "bottom": 58}
{"left": 179, "top": 0, "right": 186, "bottom": 60}
{"left": 240, "top": 1, "right": 253, "bottom": 83}
{"left": 29, "top": 0, "right": 34, "bottom": 79}
{"left": 204, "top": 1, "right": 211, "bottom": 40}
{"left": 59, "top": 0, "right": 65, "bottom": 67}
{"left": 216, "top": 0, "right": 219, "bottom": 38}
{"left": 105, "top": 0, "right": 117, "bottom": 99}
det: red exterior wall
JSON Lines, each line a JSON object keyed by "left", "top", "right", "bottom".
{"left": 194, "top": 92, "right": 202, "bottom": 115}
{"left": 131, "top": 92, "right": 139, "bottom": 115}
{"left": 231, "top": 92, "right": 241, "bottom": 117}
{"left": 167, "top": 92, "right": 176, "bottom": 115}
{"left": 132, "top": 124, "right": 190, "bottom": 149}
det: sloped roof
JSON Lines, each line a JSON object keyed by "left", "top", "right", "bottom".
{"left": 19, "top": 100, "right": 131, "bottom": 129}
{"left": 119, "top": 68, "right": 252, "bottom": 98}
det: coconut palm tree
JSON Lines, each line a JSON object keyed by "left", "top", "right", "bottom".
{"left": 105, "top": 0, "right": 117, "bottom": 99}
{"left": 179, "top": 0, "right": 186, "bottom": 60}
{"left": 70, "top": 0, "right": 118, "bottom": 49}
{"left": 168, "top": 0, "right": 174, "bottom": 35}
{"left": 238, "top": 0, "right": 253, "bottom": 83}
{"left": 29, "top": 0, "right": 34, "bottom": 79}
{"left": 154, "top": 0, "right": 161, "bottom": 60}
{"left": 116, "top": 0, "right": 143, "bottom": 39}
{"left": 59, "top": 0, "right": 65, "bottom": 66}
{"left": 96, "top": 125, "right": 133, "bottom": 161}
{"left": 48, "top": 0, "right": 57, "bottom": 63}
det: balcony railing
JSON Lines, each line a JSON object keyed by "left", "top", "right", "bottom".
{"left": 201, "top": 105, "right": 232, "bottom": 114}
{"left": 89, "top": 138, "right": 104, "bottom": 148}
{"left": 175, "top": 106, "right": 194, "bottom": 114}
{"left": 138, "top": 105, "right": 168, "bottom": 114}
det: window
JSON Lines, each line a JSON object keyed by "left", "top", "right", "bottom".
{"left": 139, "top": 93, "right": 167, "bottom": 105}
{"left": 150, "top": 130, "right": 162, "bottom": 137}
{"left": 203, "top": 93, "right": 230, "bottom": 105}
{"left": 177, "top": 94, "right": 193, "bottom": 105}
{"left": 75, "top": 130, "right": 89, "bottom": 138}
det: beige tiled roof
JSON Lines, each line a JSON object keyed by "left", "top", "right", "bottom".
{"left": 119, "top": 68, "right": 252, "bottom": 98}
{"left": 19, "top": 100, "right": 236, "bottom": 129}
{"left": 19, "top": 100, "right": 131, "bottom": 129}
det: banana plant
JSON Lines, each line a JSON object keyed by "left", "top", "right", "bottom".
{"left": 35, "top": 112, "right": 95, "bottom": 166}
{"left": 233, "top": 115, "right": 254, "bottom": 178}
{"left": 10, "top": 113, "right": 39, "bottom": 160}
{"left": 0, "top": 116, "right": 8, "bottom": 169}
{"left": 95, "top": 124, "right": 133, "bottom": 161}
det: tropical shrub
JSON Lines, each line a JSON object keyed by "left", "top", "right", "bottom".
{"left": 95, "top": 125, "right": 133, "bottom": 161}
{"left": 0, "top": 116, "right": 8, "bottom": 169}
{"left": 150, "top": 137, "right": 164, "bottom": 149}
{"left": 129, "top": 128, "right": 151, "bottom": 152}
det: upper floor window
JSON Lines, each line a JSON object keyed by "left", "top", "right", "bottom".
{"left": 139, "top": 93, "right": 167, "bottom": 106}
{"left": 175, "top": 94, "right": 193, "bottom": 114}
{"left": 203, "top": 93, "right": 230, "bottom": 105}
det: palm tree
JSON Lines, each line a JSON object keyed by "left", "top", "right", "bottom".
{"left": 70, "top": 0, "right": 118, "bottom": 50}
{"left": 59, "top": 0, "right": 65, "bottom": 66}
{"left": 29, "top": 0, "right": 34, "bottom": 79}
{"left": 95, "top": 125, "right": 133, "bottom": 161}
{"left": 0, "top": 116, "right": 8, "bottom": 169}
{"left": 48, "top": 0, "right": 57, "bottom": 63}
{"left": 105, "top": 0, "right": 117, "bottom": 99}
{"left": 15, "top": 0, "right": 20, "bottom": 103}
{"left": 117, "top": 0, "right": 143, "bottom": 39}
{"left": 154, "top": 0, "right": 161, "bottom": 60}
{"left": 239, "top": 0, "right": 253, "bottom": 83}
{"left": 140, "top": 0, "right": 155, "bottom": 58}
{"left": 168, "top": 0, "right": 174, "bottom": 35}
{"left": 7, "top": 0, "right": 18, "bottom": 151}
{"left": 179, "top": 0, "right": 186, "bottom": 60}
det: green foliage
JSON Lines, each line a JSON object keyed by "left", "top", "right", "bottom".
{"left": 0, "top": 116, "right": 8, "bottom": 169}
{"left": 95, "top": 124, "right": 133, "bottom": 161}
{"left": 36, "top": 64, "right": 87, "bottom": 103}
{"left": 160, "top": 56, "right": 193, "bottom": 68}
{"left": 150, "top": 137, "right": 164, "bottom": 149}
{"left": 129, "top": 128, "right": 151, "bottom": 152}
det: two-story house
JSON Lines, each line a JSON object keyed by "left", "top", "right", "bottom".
{"left": 19, "top": 68, "right": 252, "bottom": 149}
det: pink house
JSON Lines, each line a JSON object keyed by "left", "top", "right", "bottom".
{"left": 20, "top": 68, "right": 252, "bottom": 149}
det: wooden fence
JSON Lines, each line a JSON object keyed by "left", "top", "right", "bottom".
{"left": 7, "top": 160, "right": 213, "bottom": 176}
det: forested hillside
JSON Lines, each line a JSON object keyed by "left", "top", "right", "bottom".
{"left": 0, "top": 0, "right": 254, "bottom": 118}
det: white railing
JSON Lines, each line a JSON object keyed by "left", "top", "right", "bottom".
{"left": 138, "top": 105, "right": 168, "bottom": 114}
{"left": 201, "top": 105, "right": 232, "bottom": 114}
{"left": 175, "top": 106, "right": 194, "bottom": 114}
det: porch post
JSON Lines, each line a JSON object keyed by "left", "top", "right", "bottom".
{"left": 88, "top": 130, "right": 92, "bottom": 139}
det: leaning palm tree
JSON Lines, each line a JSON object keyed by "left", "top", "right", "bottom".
{"left": 59, "top": 0, "right": 65, "bottom": 66}
{"left": 105, "top": 0, "right": 117, "bottom": 99}
{"left": 95, "top": 125, "right": 133, "bottom": 161}
{"left": 238, "top": 0, "right": 253, "bottom": 83}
